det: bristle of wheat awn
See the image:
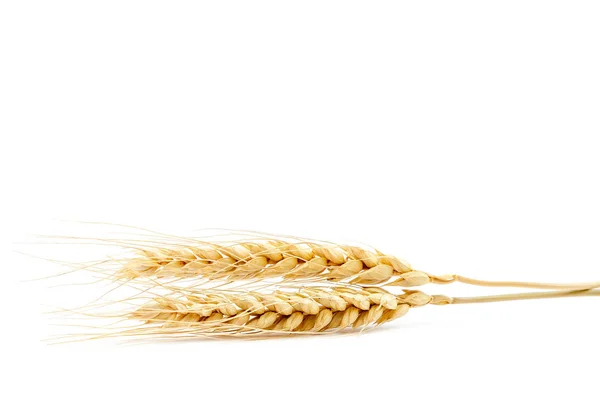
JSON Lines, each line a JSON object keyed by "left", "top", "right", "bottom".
{"left": 117, "top": 240, "right": 434, "bottom": 287}
{"left": 128, "top": 287, "right": 451, "bottom": 335}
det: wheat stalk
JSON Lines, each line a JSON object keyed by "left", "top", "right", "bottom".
{"left": 121, "top": 286, "right": 600, "bottom": 339}
{"left": 116, "top": 238, "right": 600, "bottom": 292}
{"left": 127, "top": 286, "right": 451, "bottom": 335}
{"left": 118, "top": 239, "right": 436, "bottom": 287}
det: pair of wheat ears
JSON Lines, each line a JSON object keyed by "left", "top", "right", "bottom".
{"left": 54, "top": 230, "right": 598, "bottom": 341}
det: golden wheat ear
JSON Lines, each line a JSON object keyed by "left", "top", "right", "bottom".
{"left": 116, "top": 285, "right": 599, "bottom": 339}
{"left": 125, "top": 286, "right": 449, "bottom": 336}
{"left": 116, "top": 239, "right": 433, "bottom": 286}
{"left": 115, "top": 236, "right": 600, "bottom": 292}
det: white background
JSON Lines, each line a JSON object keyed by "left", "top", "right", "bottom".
{"left": 2, "top": 1, "right": 599, "bottom": 399}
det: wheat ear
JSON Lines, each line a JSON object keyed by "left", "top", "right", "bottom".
{"left": 116, "top": 238, "right": 600, "bottom": 291}
{"left": 127, "top": 286, "right": 450, "bottom": 335}
{"left": 117, "top": 240, "right": 435, "bottom": 287}
{"left": 127, "top": 285, "right": 600, "bottom": 337}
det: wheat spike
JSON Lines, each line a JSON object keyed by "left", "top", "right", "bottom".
{"left": 118, "top": 239, "right": 433, "bottom": 287}
{"left": 128, "top": 286, "right": 450, "bottom": 335}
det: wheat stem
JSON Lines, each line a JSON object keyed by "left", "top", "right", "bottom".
{"left": 116, "top": 239, "right": 600, "bottom": 293}
{"left": 451, "top": 288, "right": 600, "bottom": 304}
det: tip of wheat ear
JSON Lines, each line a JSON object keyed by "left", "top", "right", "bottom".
{"left": 117, "top": 240, "right": 432, "bottom": 287}
{"left": 129, "top": 287, "right": 450, "bottom": 335}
